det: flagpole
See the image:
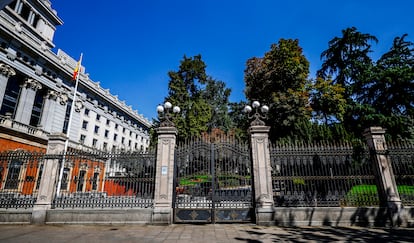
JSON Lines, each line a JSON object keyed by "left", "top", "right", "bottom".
{"left": 56, "top": 53, "right": 83, "bottom": 196}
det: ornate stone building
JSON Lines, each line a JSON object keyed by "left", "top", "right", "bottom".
{"left": 0, "top": 0, "right": 152, "bottom": 153}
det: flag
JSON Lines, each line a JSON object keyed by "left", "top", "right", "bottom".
{"left": 72, "top": 59, "right": 81, "bottom": 80}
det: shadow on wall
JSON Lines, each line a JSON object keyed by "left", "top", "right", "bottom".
{"left": 271, "top": 206, "right": 411, "bottom": 227}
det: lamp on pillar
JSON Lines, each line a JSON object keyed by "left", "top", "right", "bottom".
{"left": 244, "top": 101, "right": 269, "bottom": 126}
{"left": 157, "top": 101, "right": 180, "bottom": 127}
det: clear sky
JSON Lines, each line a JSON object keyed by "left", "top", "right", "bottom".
{"left": 51, "top": 0, "right": 414, "bottom": 120}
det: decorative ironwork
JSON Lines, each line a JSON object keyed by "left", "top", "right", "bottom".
{"left": 52, "top": 150, "right": 156, "bottom": 209}
{"left": 270, "top": 141, "right": 380, "bottom": 207}
{"left": 0, "top": 150, "right": 45, "bottom": 209}
{"left": 387, "top": 140, "right": 414, "bottom": 206}
{"left": 157, "top": 101, "right": 180, "bottom": 127}
{"left": 244, "top": 101, "right": 269, "bottom": 126}
{"left": 174, "top": 138, "right": 253, "bottom": 223}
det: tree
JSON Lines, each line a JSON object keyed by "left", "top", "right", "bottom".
{"left": 365, "top": 34, "right": 414, "bottom": 116}
{"left": 317, "top": 27, "right": 378, "bottom": 98}
{"left": 310, "top": 77, "right": 347, "bottom": 124}
{"left": 244, "top": 39, "right": 312, "bottom": 141}
{"left": 359, "top": 34, "right": 414, "bottom": 139}
{"left": 201, "top": 79, "right": 232, "bottom": 132}
{"left": 164, "top": 55, "right": 211, "bottom": 140}
{"left": 161, "top": 55, "right": 235, "bottom": 140}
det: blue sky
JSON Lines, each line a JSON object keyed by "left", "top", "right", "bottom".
{"left": 51, "top": 0, "right": 414, "bottom": 120}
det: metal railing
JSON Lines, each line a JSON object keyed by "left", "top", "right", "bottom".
{"left": 270, "top": 141, "right": 379, "bottom": 207}
{"left": 388, "top": 140, "right": 414, "bottom": 206}
{"left": 52, "top": 151, "right": 156, "bottom": 209}
{"left": 0, "top": 150, "right": 45, "bottom": 209}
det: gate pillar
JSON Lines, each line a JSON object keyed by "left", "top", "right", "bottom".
{"left": 31, "top": 133, "right": 67, "bottom": 224}
{"left": 249, "top": 125, "right": 274, "bottom": 225}
{"left": 363, "top": 127, "right": 402, "bottom": 226}
{"left": 153, "top": 126, "right": 177, "bottom": 224}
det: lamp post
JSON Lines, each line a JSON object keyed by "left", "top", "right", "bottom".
{"left": 244, "top": 101, "right": 269, "bottom": 126}
{"left": 157, "top": 101, "right": 180, "bottom": 127}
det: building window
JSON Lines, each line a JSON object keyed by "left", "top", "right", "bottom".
{"left": 122, "top": 127, "right": 126, "bottom": 134}
{"left": 106, "top": 119, "right": 110, "bottom": 126}
{"left": 104, "top": 130, "right": 109, "bottom": 138}
{"left": 130, "top": 131, "right": 133, "bottom": 137}
{"left": 94, "top": 125, "right": 99, "bottom": 134}
{"left": 92, "top": 138, "right": 98, "bottom": 147}
{"left": 128, "top": 140, "right": 131, "bottom": 147}
{"left": 96, "top": 114, "right": 100, "bottom": 121}
{"left": 80, "top": 134, "right": 86, "bottom": 144}
{"left": 121, "top": 137, "right": 125, "bottom": 144}
{"left": 84, "top": 108, "right": 90, "bottom": 116}
{"left": 61, "top": 168, "right": 70, "bottom": 191}
{"left": 103, "top": 142, "right": 108, "bottom": 150}
{"left": 82, "top": 120, "right": 88, "bottom": 129}
{"left": 76, "top": 170, "right": 86, "bottom": 192}
{"left": 4, "top": 160, "right": 22, "bottom": 189}
{"left": 135, "top": 143, "right": 138, "bottom": 149}
{"left": 115, "top": 124, "right": 118, "bottom": 130}
{"left": 92, "top": 172, "right": 99, "bottom": 191}
{"left": 136, "top": 134, "right": 138, "bottom": 139}
{"left": 30, "top": 89, "right": 45, "bottom": 126}
{"left": 113, "top": 134, "right": 118, "bottom": 141}
{"left": 0, "top": 75, "right": 20, "bottom": 116}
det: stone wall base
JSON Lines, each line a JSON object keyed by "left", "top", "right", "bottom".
{"left": 271, "top": 207, "right": 413, "bottom": 227}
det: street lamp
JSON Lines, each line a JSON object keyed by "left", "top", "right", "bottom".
{"left": 244, "top": 101, "right": 269, "bottom": 126}
{"left": 157, "top": 101, "right": 180, "bottom": 127}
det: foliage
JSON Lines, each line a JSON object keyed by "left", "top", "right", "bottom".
{"left": 159, "top": 55, "right": 237, "bottom": 141}
{"left": 310, "top": 77, "right": 347, "bottom": 124}
{"left": 244, "top": 39, "right": 312, "bottom": 141}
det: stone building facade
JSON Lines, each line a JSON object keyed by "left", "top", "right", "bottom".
{"left": 0, "top": 0, "right": 151, "bottom": 152}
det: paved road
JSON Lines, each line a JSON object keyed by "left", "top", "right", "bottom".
{"left": 0, "top": 224, "right": 413, "bottom": 243}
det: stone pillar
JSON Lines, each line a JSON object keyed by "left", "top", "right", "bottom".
{"left": 39, "top": 90, "right": 58, "bottom": 133}
{"left": 31, "top": 133, "right": 67, "bottom": 224}
{"left": 250, "top": 125, "right": 274, "bottom": 225}
{"left": 50, "top": 92, "right": 68, "bottom": 133}
{"left": 0, "top": 62, "right": 16, "bottom": 109}
{"left": 152, "top": 126, "right": 177, "bottom": 224}
{"left": 14, "top": 78, "right": 42, "bottom": 124}
{"left": 363, "top": 127, "right": 402, "bottom": 226}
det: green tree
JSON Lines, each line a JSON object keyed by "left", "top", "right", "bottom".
{"left": 310, "top": 77, "right": 347, "bottom": 124}
{"left": 164, "top": 55, "right": 211, "bottom": 140}
{"left": 201, "top": 79, "right": 232, "bottom": 132}
{"left": 359, "top": 34, "right": 414, "bottom": 139}
{"left": 317, "top": 27, "right": 378, "bottom": 94}
{"left": 161, "top": 55, "right": 235, "bottom": 140}
{"left": 244, "top": 39, "right": 312, "bottom": 141}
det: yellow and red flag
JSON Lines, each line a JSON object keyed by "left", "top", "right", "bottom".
{"left": 72, "top": 54, "right": 83, "bottom": 80}
{"left": 72, "top": 60, "right": 81, "bottom": 80}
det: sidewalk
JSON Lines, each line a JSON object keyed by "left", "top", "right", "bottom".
{"left": 0, "top": 224, "right": 413, "bottom": 243}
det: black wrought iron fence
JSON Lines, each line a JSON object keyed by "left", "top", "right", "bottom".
{"left": 387, "top": 140, "right": 414, "bottom": 206}
{"left": 0, "top": 150, "right": 45, "bottom": 209}
{"left": 52, "top": 151, "right": 156, "bottom": 209}
{"left": 270, "top": 141, "right": 379, "bottom": 207}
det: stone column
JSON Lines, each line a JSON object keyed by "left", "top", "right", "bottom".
{"left": 39, "top": 90, "right": 58, "bottom": 133}
{"left": 250, "top": 125, "right": 274, "bottom": 225}
{"left": 14, "top": 78, "right": 42, "bottom": 124}
{"left": 0, "top": 62, "right": 16, "bottom": 109}
{"left": 363, "top": 127, "right": 401, "bottom": 226}
{"left": 152, "top": 126, "right": 177, "bottom": 224}
{"left": 31, "top": 133, "right": 67, "bottom": 224}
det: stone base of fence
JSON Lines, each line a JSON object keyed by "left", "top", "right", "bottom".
{"left": 46, "top": 208, "right": 154, "bottom": 225}
{"left": 270, "top": 207, "right": 414, "bottom": 227}
{"left": 0, "top": 207, "right": 413, "bottom": 226}
{"left": 256, "top": 208, "right": 275, "bottom": 226}
{"left": 0, "top": 209, "right": 32, "bottom": 224}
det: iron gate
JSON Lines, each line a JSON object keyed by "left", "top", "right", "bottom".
{"left": 174, "top": 139, "right": 253, "bottom": 223}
